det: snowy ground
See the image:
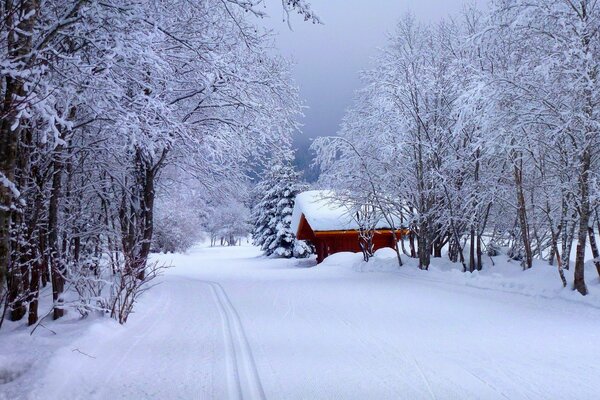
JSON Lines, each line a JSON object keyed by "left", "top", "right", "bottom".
{"left": 2, "top": 243, "right": 600, "bottom": 399}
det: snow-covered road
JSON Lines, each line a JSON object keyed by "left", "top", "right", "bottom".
{"left": 10, "top": 244, "right": 600, "bottom": 399}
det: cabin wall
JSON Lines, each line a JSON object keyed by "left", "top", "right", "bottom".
{"left": 314, "top": 232, "right": 399, "bottom": 263}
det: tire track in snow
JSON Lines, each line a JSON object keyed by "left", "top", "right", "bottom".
{"left": 206, "top": 281, "right": 266, "bottom": 400}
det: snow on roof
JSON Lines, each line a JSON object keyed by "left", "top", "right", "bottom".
{"left": 291, "top": 190, "right": 397, "bottom": 233}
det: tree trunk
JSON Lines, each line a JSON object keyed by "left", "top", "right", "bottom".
{"left": 49, "top": 143, "right": 66, "bottom": 319}
{"left": 7, "top": 264, "right": 25, "bottom": 320}
{"left": 136, "top": 160, "right": 156, "bottom": 280}
{"left": 513, "top": 153, "right": 533, "bottom": 269}
{"left": 408, "top": 230, "right": 417, "bottom": 258}
{"left": 399, "top": 230, "right": 409, "bottom": 257}
{"left": 560, "top": 197, "right": 572, "bottom": 269}
{"left": 26, "top": 176, "right": 45, "bottom": 325}
{"left": 469, "top": 227, "right": 476, "bottom": 272}
{"left": 28, "top": 259, "right": 40, "bottom": 326}
{"left": 432, "top": 234, "right": 444, "bottom": 258}
{"left": 40, "top": 229, "right": 49, "bottom": 287}
{"left": 476, "top": 232, "right": 483, "bottom": 271}
{"left": 0, "top": 80, "right": 20, "bottom": 312}
{"left": 447, "top": 239, "right": 458, "bottom": 263}
{"left": 392, "top": 231, "right": 403, "bottom": 267}
{"left": 7, "top": 125, "right": 36, "bottom": 322}
{"left": 573, "top": 12, "right": 596, "bottom": 295}
{"left": 0, "top": 0, "right": 38, "bottom": 302}
{"left": 564, "top": 212, "right": 577, "bottom": 270}
{"left": 573, "top": 147, "right": 591, "bottom": 296}
{"left": 587, "top": 224, "right": 600, "bottom": 279}
{"left": 417, "top": 222, "right": 430, "bottom": 270}
{"left": 550, "top": 226, "right": 567, "bottom": 287}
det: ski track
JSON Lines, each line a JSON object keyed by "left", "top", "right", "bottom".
{"left": 205, "top": 280, "right": 266, "bottom": 400}
{"left": 12, "top": 244, "right": 600, "bottom": 399}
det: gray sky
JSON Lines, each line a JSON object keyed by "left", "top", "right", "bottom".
{"left": 258, "top": 0, "right": 470, "bottom": 177}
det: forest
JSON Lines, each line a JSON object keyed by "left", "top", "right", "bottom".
{"left": 314, "top": 0, "right": 600, "bottom": 295}
{"left": 1, "top": 0, "right": 600, "bottom": 333}
{"left": 2, "top": 1, "right": 600, "bottom": 399}
{"left": 0, "top": 0, "right": 317, "bottom": 327}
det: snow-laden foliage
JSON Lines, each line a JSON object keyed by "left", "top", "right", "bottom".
{"left": 252, "top": 163, "right": 312, "bottom": 258}
{"left": 153, "top": 182, "right": 206, "bottom": 254}
{"left": 0, "top": 0, "right": 307, "bottom": 327}
{"left": 204, "top": 198, "right": 253, "bottom": 247}
{"left": 314, "top": 1, "right": 600, "bottom": 294}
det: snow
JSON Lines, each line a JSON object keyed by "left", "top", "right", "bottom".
{"left": 333, "top": 247, "right": 600, "bottom": 308}
{"left": 0, "top": 172, "right": 21, "bottom": 200}
{"left": 290, "top": 190, "right": 396, "bottom": 233}
{"left": 2, "top": 242, "right": 600, "bottom": 399}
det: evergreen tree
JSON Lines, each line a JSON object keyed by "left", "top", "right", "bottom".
{"left": 252, "top": 163, "right": 312, "bottom": 258}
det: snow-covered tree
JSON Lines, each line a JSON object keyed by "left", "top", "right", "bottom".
{"left": 204, "top": 198, "right": 252, "bottom": 247}
{"left": 314, "top": 2, "right": 600, "bottom": 294}
{"left": 0, "top": 0, "right": 311, "bottom": 326}
{"left": 252, "top": 163, "right": 311, "bottom": 258}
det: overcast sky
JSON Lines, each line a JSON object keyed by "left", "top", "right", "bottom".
{"left": 258, "top": 0, "right": 469, "bottom": 155}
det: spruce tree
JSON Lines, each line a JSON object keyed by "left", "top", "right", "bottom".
{"left": 252, "top": 163, "right": 312, "bottom": 258}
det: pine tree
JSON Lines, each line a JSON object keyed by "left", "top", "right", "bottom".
{"left": 252, "top": 163, "right": 312, "bottom": 258}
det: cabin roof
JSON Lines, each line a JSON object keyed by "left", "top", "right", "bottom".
{"left": 291, "top": 190, "right": 399, "bottom": 235}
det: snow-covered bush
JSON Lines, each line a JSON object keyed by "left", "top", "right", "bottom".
{"left": 153, "top": 193, "right": 205, "bottom": 253}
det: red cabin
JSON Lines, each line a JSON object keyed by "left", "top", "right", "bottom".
{"left": 291, "top": 191, "right": 407, "bottom": 263}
